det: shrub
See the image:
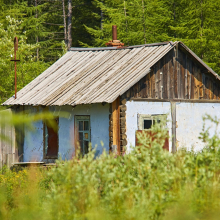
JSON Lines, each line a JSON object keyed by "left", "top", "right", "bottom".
{"left": 1, "top": 115, "right": 220, "bottom": 219}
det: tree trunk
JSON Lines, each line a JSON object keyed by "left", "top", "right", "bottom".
{"left": 67, "top": 0, "right": 72, "bottom": 49}
{"left": 142, "top": 0, "right": 146, "bottom": 44}
{"left": 124, "top": 0, "right": 129, "bottom": 45}
{"left": 201, "top": 0, "right": 203, "bottom": 59}
{"left": 35, "top": 0, "right": 39, "bottom": 60}
{"left": 62, "top": 0, "right": 67, "bottom": 46}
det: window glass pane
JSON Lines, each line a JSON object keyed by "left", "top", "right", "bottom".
{"left": 79, "top": 132, "right": 83, "bottom": 141}
{"left": 79, "top": 121, "right": 83, "bottom": 131}
{"left": 84, "top": 133, "right": 88, "bottom": 139}
{"left": 144, "top": 120, "right": 152, "bottom": 129}
{"left": 44, "top": 126, "right": 48, "bottom": 155}
{"left": 84, "top": 141, "right": 89, "bottom": 154}
{"left": 84, "top": 121, "right": 89, "bottom": 131}
{"left": 79, "top": 141, "right": 83, "bottom": 153}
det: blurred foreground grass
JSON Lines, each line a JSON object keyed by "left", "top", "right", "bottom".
{"left": 1, "top": 114, "right": 220, "bottom": 219}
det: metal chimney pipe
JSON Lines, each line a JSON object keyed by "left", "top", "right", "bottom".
{"left": 112, "top": 25, "right": 117, "bottom": 40}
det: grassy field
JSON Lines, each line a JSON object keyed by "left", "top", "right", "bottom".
{"left": 1, "top": 115, "right": 220, "bottom": 220}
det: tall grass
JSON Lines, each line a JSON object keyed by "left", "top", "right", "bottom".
{"left": 1, "top": 115, "right": 220, "bottom": 219}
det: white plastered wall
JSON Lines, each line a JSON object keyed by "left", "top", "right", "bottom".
{"left": 126, "top": 101, "right": 172, "bottom": 152}
{"left": 126, "top": 101, "right": 220, "bottom": 152}
{"left": 176, "top": 102, "right": 220, "bottom": 151}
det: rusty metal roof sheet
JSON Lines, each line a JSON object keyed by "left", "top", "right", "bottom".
{"left": 3, "top": 41, "right": 218, "bottom": 106}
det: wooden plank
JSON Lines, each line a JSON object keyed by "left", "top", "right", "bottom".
{"left": 190, "top": 61, "right": 194, "bottom": 99}
{"left": 137, "top": 80, "right": 141, "bottom": 98}
{"left": 126, "top": 88, "right": 130, "bottom": 98}
{"left": 112, "top": 97, "right": 120, "bottom": 154}
{"left": 15, "top": 106, "right": 24, "bottom": 162}
{"left": 185, "top": 53, "right": 188, "bottom": 99}
{"left": 202, "top": 73, "right": 206, "bottom": 99}
{"left": 187, "top": 58, "right": 191, "bottom": 99}
{"left": 167, "top": 51, "right": 171, "bottom": 99}
{"left": 193, "top": 65, "right": 199, "bottom": 99}
{"left": 198, "top": 68, "right": 203, "bottom": 99}
{"left": 139, "top": 77, "right": 146, "bottom": 98}
{"left": 151, "top": 70, "right": 155, "bottom": 98}
{"left": 163, "top": 54, "right": 168, "bottom": 99}
{"left": 209, "top": 79, "right": 213, "bottom": 99}
{"left": 217, "top": 83, "right": 220, "bottom": 100}
{"left": 171, "top": 102, "right": 176, "bottom": 153}
{"left": 177, "top": 45, "right": 181, "bottom": 98}
{"left": 155, "top": 61, "right": 160, "bottom": 99}
{"left": 159, "top": 58, "right": 164, "bottom": 99}
{"left": 135, "top": 83, "right": 139, "bottom": 98}
{"left": 174, "top": 46, "right": 178, "bottom": 98}
{"left": 204, "top": 76, "right": 209, "bottom": 100}
{"left": 130, "top": 84, "right": 134, "bottom": 98}
{"left": 169, "top": 49, "right": 174, "bottom": 99}
{"left": 213, "top": 83, "right": 217, "bottom": 100}
{"left": 146, "top": 72, "right": 151, "bottom": 98}
{"left": 179, "top": 50, "right": 185, "bottom": 99}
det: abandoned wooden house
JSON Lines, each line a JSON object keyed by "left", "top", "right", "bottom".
{"left": 3, "top": 27, "right": 220, "bottom": 163}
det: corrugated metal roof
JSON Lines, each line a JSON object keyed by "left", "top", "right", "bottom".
{"left": 3, "top": 41, "right": 218, "bottom": 106}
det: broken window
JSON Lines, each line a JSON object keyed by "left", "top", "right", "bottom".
{"left": 136, "top": 114, "right": 169, "bottom": 151}
{"left": 138, "top": 114, "right": 164, "bottom": 130}
{"left": 75, "top": 116, "right": 90, "bottom": 156}
{"left": 44, "top": 118, "right": 59, "bottom": 159}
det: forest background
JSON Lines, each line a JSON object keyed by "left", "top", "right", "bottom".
{"left": 1, "top": 0, "right": 220, "bottom": 104}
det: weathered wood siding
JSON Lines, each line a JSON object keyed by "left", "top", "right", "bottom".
{"left": 0, "top": 109, "right": 18, "bottom": 168}
{"left": 122, "top": 47, "right": 220, "bottom": 100}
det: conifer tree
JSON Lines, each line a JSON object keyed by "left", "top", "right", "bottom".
{"left": 170, "top": 0, "right": 220, "bottom": 74}
{"left": 83, "top": 0, "right": 174, "bottom": 46}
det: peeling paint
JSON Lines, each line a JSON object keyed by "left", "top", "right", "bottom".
{"left": 126, "top": 101, "right": 172, "bottom": 152}
{"left": 23, "top": 103, "right": 109, "bottom": 162}
{"left": 176, "top": 103, "right": 220, "bottom": 151}
{"left": 126, "top": 101, "right": 220, "bottom": 153}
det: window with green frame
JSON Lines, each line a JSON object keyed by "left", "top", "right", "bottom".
{"left": 75, "top": 116, "right": 90, "bottom": 155}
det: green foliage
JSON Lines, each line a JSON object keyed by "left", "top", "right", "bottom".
{"left": 170, "top": 0, "right": 220, "bottom": 74}
{"left": 1, "top": 116, "right": 220, "bottom": 219}
{"left": 85, "top": 0, "right": 220, "bottom": 75}
{"left": 0, "top": 16, "right": 50, "bottom": 104}
{"left": 0, "top": 108, "right": 69, "bottom": 143}
{"left": 83, "top": 0, "right": 174, "bottom": 47}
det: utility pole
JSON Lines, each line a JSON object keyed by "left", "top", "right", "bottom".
{"left": 10, "top": 37, "right": 20, "bottom": 99}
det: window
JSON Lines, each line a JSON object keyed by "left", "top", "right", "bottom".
{"left": 136, "top": 114, "right": 169, "bottom": 151}
{"left": 43, "top": 118, "right": 59, "bottom": 159}
{"left": 75, "top": 116, "right": 90, "bottom": 156}
{"left": 138, "top": 114, "right": 165, "bottom": 130}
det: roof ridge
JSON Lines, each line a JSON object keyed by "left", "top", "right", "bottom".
{"left": 69, "top": 41, "right": 173, "bottom": 52}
